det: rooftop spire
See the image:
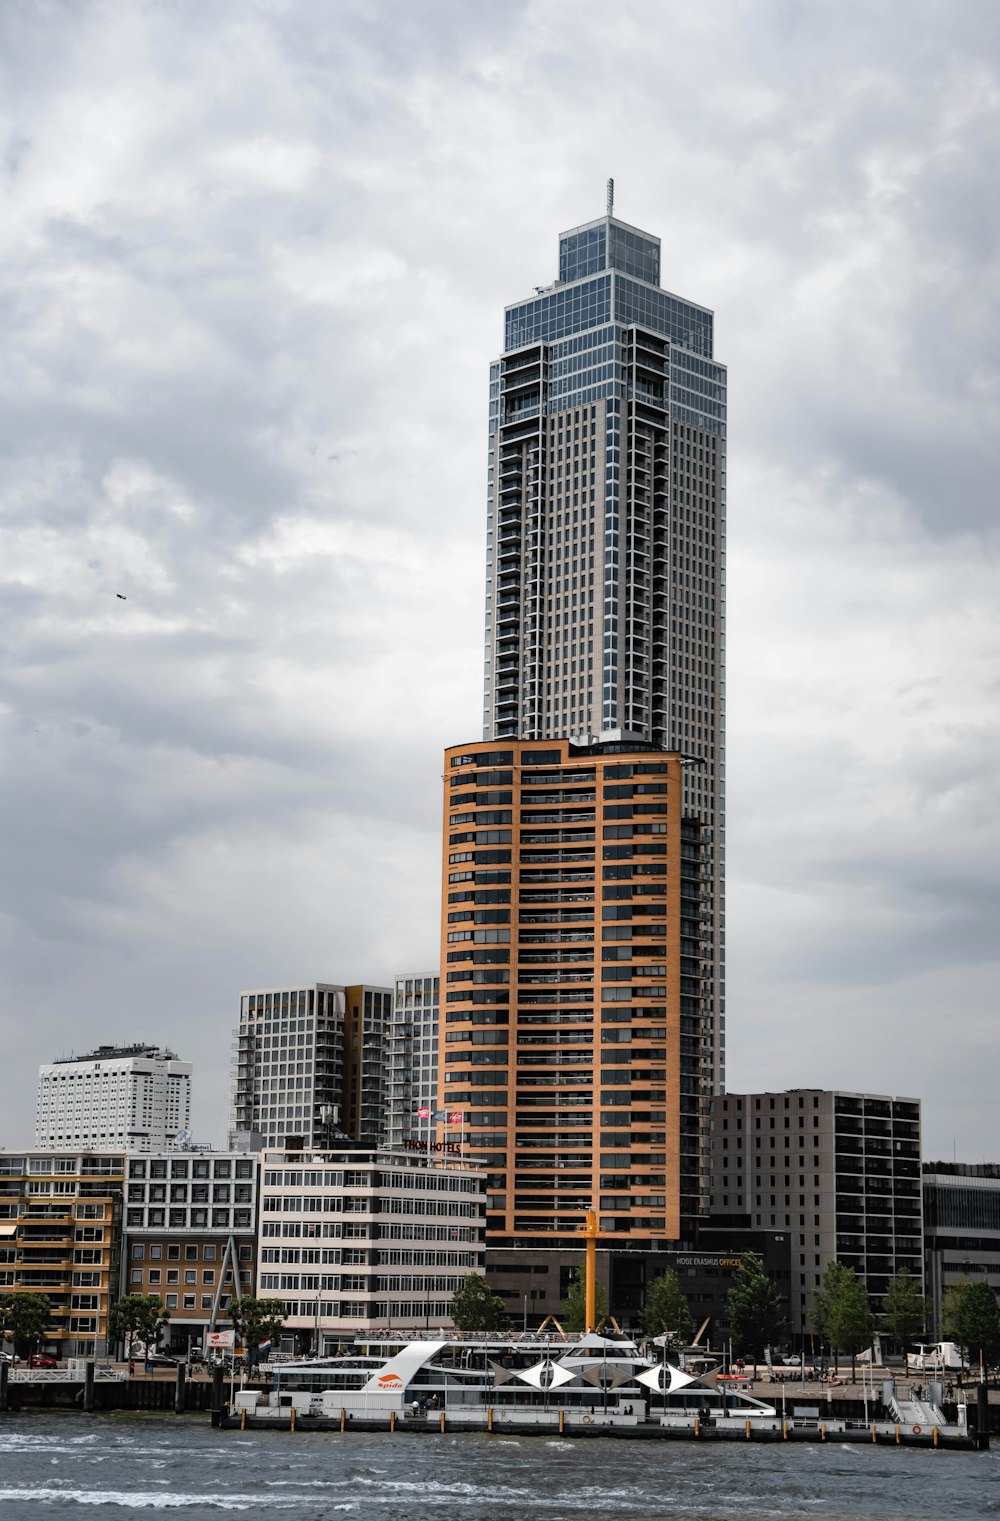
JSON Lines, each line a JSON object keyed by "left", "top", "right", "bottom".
{"left": 606, "top": 177, "right": 614, "bottom": 216}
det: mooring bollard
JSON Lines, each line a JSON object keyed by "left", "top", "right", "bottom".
{"left": 559, "top": 1410, "right": 565, "bottom": 1434}
{"left": 340, "top": 1407, "right": 346, "bottom": 1432}
{"left": 933, "top": 1426, "right": 939, "bottom": 1448}
{"left": 977, "top": 1384, "right": 991, "bottom": 1450}
{"left": 895, "top": 1424, "right": 900, "bottom": 1443}
{"left": 745, "top": 1419, "right": 750, "bottom": 1439}
{"left": 782, "top": 1420, "right": 788, "bottom": 1441}
{"left": 871, "top": 1422, "right": 877, "bottom": 1444}
{"left": 439, "top": 1410, "right": 446, "bottom": 1433}
{"left": 820, "top": 1422, "right": 826, "bottom": 1441}
{"left": 210, "top": 1366, "right": 225, "bottom": 1427}
{"left": 390, "top": 1410, "right": 396, "bottom": 1432}
{"left": 83, "top": 1362, "right": 95, "bottom": 1414}
{"left": 290, "top": 1405, "right": 296, "bottom": 1433}
{"left": 240, "top": 1407, "right": 246, "bottom": 1431}
{"left": 487, "top": 1406, "right": 493, "bottom": 1432}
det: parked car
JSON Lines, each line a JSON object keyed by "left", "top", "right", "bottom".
{"left": 0, "top": 1353, "right": 20, "bottom": 1365}
{"left": 144, "top": 1354, "right": 179, "bottom": 1368}
{"left": 27, "top": 1354, "right": 58, "bottom": 1368}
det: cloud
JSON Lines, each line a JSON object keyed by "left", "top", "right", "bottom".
{"left": 0, "top": 0, "right": 998, "bottom": 1162}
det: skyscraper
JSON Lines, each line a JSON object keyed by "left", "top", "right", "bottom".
{"left": 482, "top": 191, "right": 726, "bottom": 1095}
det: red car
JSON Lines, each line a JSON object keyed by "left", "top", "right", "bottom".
{"left": 27, "top": 1354, "right": 58, "bottom": 1368}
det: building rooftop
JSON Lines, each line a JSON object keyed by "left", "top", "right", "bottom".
{"left": 50, "top": 1043, "right": 180, "bottom": 1065}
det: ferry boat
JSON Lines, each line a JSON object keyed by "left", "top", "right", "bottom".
{"left": 232, "top": 1331, "right": 780, "bottom": 1431}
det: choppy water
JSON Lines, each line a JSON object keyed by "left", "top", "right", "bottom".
{"left": 0, "top": 1415, "right": 996, "bottom": 1518}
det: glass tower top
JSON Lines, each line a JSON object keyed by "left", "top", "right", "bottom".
{"left": 559, "top": 215, "right": 661, "bottom": 286}
{"left": 504, "top": 215, "right": 713, "bottom": 359}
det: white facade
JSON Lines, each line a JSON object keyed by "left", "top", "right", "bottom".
{"left": 36, "top": 1045, "right": 191, "bottom": 1153}
{"left": 385, "top": 974, "right": 440, "bottom": 1150}
{"left": 257, "top": 1148, "right": 485, "bottom": 1348}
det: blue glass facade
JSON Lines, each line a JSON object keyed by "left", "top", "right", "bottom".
{"left": 483, "top": 207, "right": 727, "bottom": 1116}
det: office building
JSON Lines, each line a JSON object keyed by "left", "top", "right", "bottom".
{"left": 482, "top": 192, "right": 726, "bottom": 1094}
{"left": 0, "top": 1149, "right": 125, "bottom": 1358}
{"left": 440, "top": 736, "right": 706, "bottom": 1248}
{"left": 230, "top": 981, "right": 391, "bottom": 1150}
{"left": 122, "top": 1149, "right": 259, "bottom": 1356}
{"left": 385, "top": 974, "right": 441, "bottom": 1150}
{"left": 923, "top": 1162, "right": 1000, "bottom": 1339}
{"left": 36, "top": 1045, "right": 191, "bottom": 1153}
{"left": 256, "top": 1147, "right": 485, "bottom": 1347}
{"left": 706, "top": 1089, "right": 923, "bottom": 1335}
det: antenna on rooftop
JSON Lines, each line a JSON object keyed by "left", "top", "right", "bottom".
{"left": 607, "top": 177, "right": 614, "bottom": 216}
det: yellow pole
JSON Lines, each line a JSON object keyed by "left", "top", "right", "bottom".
{"left": 440, "top": 1410, "right": 446, "bottom": 1433}
{"left": 694, "top": 1416, "right": 700, "bottom": 1438}
{"left": 871, "top": 1422, "right": 877, "bottom": 1444}
{"left": 933, "top": 1426, "right": 939, "bottom": 1448}
{"left": 584, "top": 1209, "right": 598, "bottom": 1330}
{"left": 340, "top": 1407, "right": 346, "bottom": 1432}
{"left": 559, "top": 1409, "right": 564, "bottom": 1434}
{"left": 390, "top": 1410, "right": 395, "bottom": 1432}
{"left": 782, "top": 1419, "right": 788, "bottom": 1440}
{"left": 290, "top": 1405, "right": 295, "bottom": 1433}
{"left": 745, "top": 1419, "right": 750, "bottom": 1439}
{"left": 240, "top": 1407, "right": 246, "bottom": 1431}
{"left": 821, "top": 1422, "right": 826, "bottom": 1441}
{"left": 488, "top": 1407, "right": 493, "bottom": 1432}
{"left": 896, "top": 1424, "right": 900, "bottom": 1444}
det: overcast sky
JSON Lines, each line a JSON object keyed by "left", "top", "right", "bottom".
{"left": 2, "top": 0, "right": 998, "bottom": 1161}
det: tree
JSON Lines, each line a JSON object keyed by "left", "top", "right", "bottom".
{"left": 943, "top": 1279, "right": 1000, "bottom": 1370}
{"left": 107, "top": 1294, "right": 170, "bottom": 1361}
{"left": 881, "top": 1268, "right": 925, "bottom": 1359}
{"left": 227, "top": 1297, "right": 286, "bottom": 1369}
{"left": 816, "top": 1262, "right": 874, "bottom": 1381}
{"left": 0, "top": 1293, "right": 52, "bottom": 1357}
{"left": 561, "top": 1266, "right": 608, "bottom": 1332}
{"left": 449, "top": 1274, "right": 507, "bottom": 1333}
{"left": 726, "top": 1252, "right": 784, "bottom": 1371}
{"left": 640, "top": 1269, "right": 693, "bottom": 1348}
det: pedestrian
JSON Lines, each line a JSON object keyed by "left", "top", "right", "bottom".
{"left": 128, "top": 1359, "right": 135, "bottom": 1378}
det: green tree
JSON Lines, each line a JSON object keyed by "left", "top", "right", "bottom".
{"left": 107, "top": 1294, "right": 171, "bottom": 1360}
{"left": 726, "top": 1252, "right": 784, "bottom": 1372}
{"left": 816, "top": 1262, "right": 874, "bottom": 1381}
{"left": 943, "top": 1279, "right": 1000, "bottom": 1370}
{"left": 811, "top": 1259, "right": 848, "bottom": 1367}
{"left": 881, "top": 1268, "right": 925, "bottom": 1360}
{"left": 449, "top": 1273, "right": 507, "bottom": 1333}
{"left": 640, "top": 1269, "right": 693, "bottom": 1348}
{"left": 227, "top": 1297, "right": 286, "bottom": 1369}
{"left": 561, "top": 1266, "right": 609, "bottom": 1332}
{"left": 0, "top": 1293, "right": 52, "bottom": 1358}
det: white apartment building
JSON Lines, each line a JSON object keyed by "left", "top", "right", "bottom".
{"left": 257, "top": 1147, "right": 485, "bottom": 1349}
{"left": 384, "top": 974, "right": 440, "bottom": 1150}
{"left": 36, "top": 1045, "right": 192, "bottom": 1153}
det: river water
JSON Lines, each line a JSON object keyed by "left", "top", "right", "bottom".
{"left": 0, "top": 1414, "right": 996, "bottom": 1518}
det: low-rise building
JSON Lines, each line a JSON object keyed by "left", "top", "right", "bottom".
{"left": 121, "top": 1149, "right": 258, "bottom": 1356}
{"left": 257, "top": 1147, "right": 485, "bottom": 1349}
{"left": 0, "top": 1149, "right": 125, "bottom": 1357}
{"left": 923, "top": 1162, "right": 1000, "bottom": 1339}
